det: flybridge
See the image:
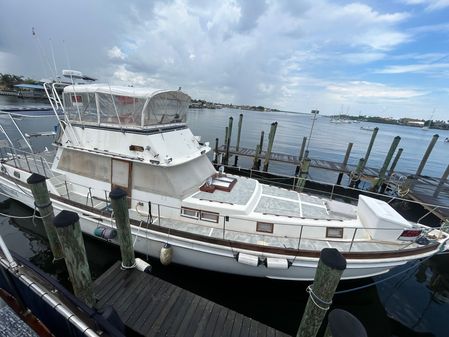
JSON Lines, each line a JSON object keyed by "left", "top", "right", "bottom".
{"left": 62, "top": 84, "right": 190, "bottom": 129}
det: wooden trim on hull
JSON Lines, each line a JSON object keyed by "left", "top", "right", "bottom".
{"left": 0, "top": 172, "right": 441, "bottom": 260}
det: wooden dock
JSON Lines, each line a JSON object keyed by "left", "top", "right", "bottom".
{"left": 217, "top": 145, "right": 381, "bottom": 177}
{"left": 94, "top": 261, "right": 290, "bottom": 337}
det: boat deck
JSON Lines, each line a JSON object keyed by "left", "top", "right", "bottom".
{"left": 0, "top": 298, "right": 38, "bottom": 337}
{"left": 94, "top": 261, "right": 290, "bottom": 337}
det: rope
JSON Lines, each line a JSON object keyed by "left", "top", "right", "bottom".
{"left": 335, "top": 254, "right": 436, "bottom": 295}
{"left": 306, "top": 285, "right": 332, "bottom": 311}
{"left": 0, "top": 209, "right": 51, "bottom": 220}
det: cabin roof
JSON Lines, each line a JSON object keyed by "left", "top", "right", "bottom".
{"left": 63, "top": 84, "right": 191, "bottom": 101}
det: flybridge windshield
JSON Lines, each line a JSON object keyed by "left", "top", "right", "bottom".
{"left": 62, "top": 86, "right": 189, "bottom": 127}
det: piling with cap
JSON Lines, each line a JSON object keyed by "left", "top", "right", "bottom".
{"left": 374, "top": 136, "right": 401, "bottom": 191}
{"left": 263, "top": 122, "right": 278, "bottom": 172}
{"left": 26, "top": 173, "right": 64, "bottom": 260}
{"left": 213, "top": 138, "right": 219, "bottom": 164}
{"left": 224, "top": 126, "right": 229, "bottom": 164}
{"left": 296, "top": 137, "right": 308, "bottom": 175}
{"left": 297, "top": 248, "right": 347, "bottom": 337}
{"left": 225, "top": 117, "right": 233, "bottom": 165}
{"left": 234, "top": 114, "right": 243, "bottom": 166}
{"left": 109, "top": 188, "right": 136, "bottom": 269}
{"left": 336, "top": 142, "right": 353, "bottom": 185}
{"left": 324, "top": 309, "right": 367, "bottom": 337}
{"left": 416, "top": 134, "right": 439, "bottom": 177}
{"left": 53, "top": 210, "right": 95, "bottom": 307}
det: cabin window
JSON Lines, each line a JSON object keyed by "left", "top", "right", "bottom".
{"left": 181, "top": 207, "right": 199, "bottom": 219}
{"left": 256, "top": 222, "right": 274, "bottom": 233}
{"left": 63, "top": 92, "right": 97, "bottom": 123}
{"left": 326, "top": 227, "right": 344, "bottom": 239}
{"left": 200, "top": 211, "right": 219, "bottom": 223}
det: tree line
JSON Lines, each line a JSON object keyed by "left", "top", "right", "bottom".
{"left": 0, "top": 73, "right": 36, "bottom": 90}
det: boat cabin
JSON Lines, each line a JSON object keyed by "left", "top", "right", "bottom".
{"left": 62, "top": 84, "right": 190, "bottom": 129}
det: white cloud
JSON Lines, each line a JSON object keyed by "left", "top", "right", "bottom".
{"left": 107, "top": 46, "right": 126, "bottom": 60}
{"left": 376, "top": 63, "right": 449, "bottom": 73}
{"left": 327, "top": 81, "right": 426, "bottom": 100}
{"left": 402, "top": 0, "right": 449, "bottom": 11}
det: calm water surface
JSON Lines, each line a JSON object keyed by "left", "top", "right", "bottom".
{"left": 1, "top": 97, "right": 449, "bottom": 336}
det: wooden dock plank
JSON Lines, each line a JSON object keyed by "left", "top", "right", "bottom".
{"left": 94, "top": 263, "right": 289, "bottom": 337}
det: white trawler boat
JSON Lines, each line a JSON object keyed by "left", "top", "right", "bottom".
{"left": 0, "top": 78, "right": 448, "bottom": 280}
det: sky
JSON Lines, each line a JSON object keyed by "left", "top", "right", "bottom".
{"left": 0, "top": 0, "right": 448, "bottom": 120}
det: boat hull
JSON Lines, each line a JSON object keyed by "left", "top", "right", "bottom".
{"left": 0, "top": 174, "right": 436, "bottom": 281}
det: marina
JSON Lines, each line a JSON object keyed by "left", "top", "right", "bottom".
{"left": 0, "top": 92, "right": 448, "bottom": 334}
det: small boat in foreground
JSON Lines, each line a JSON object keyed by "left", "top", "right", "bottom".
{"left": 0, "top": 78, "right": 447, "bottom": 281}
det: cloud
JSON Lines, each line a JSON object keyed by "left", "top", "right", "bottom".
{"left": 327, "top": 81, "right": 426, "bottom": 100}
{"left": 376, "top": 63, "right": 449, "bottom": 74}
{"left": 108, "top": 46, "right": 126, "bottom": 60}
{"left": 401, "top": 0, "right": 449, "bottom": 11}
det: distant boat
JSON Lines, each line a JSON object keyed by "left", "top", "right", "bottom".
{"left": 360, "top": 126, "right": 374, "bottom": 131}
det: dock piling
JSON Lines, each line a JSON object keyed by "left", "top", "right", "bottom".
{"left": 263, "top": 122, "right": 278, "bottom": 171}
{"left": 324, "top": 309, "right": 367, "bottom": 337}
{"left": 234, "top": 114, "right": 243, "bottom": 166}
{"left": 296, "top": 157, "right": 311, "bottom": 192}
{"left": 374, "top": 136, "right": 401, "bottom": 191}
{"left": 336, "top": 143, "right": 353, "bottom": 185}
{"left": 433, "top": 164, "right": 449, "bottom": 197}
{"left": 109, "top": 188, "right": 136, "bottom": 269}
{"left": 26, "top": 173, "right": 64, "bottom": 260}
{"left": 349, "top": 158, "right": 365, "bottom": 188}
{"left": 53, "top": 210, "right": 95, "bottom": 307}
{"left": 224, "top": 126, "right": 229, "bottom": 165}
{"left": 297, "top": 248, "right": 347, "bottom": 337}
{"left": 388, "top": 148, "right": 403, "bottom": 176}
{"left": 362, "top": 127, "right": 379, "bottom": 171}
{"left": 225, "top": 117, "right": 234, "bottom": 165}
{"left": 213, "top": 138, "right": 219, "bottom": 164}
{"left": 416, "top": 134, "right": 439, "bottom": 177}
{"left": 296, "top": 137, "right": 308, "bottom": 175}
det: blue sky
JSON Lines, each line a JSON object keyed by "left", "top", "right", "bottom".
{"left": 0, "top": 0, "right": 448, "bottom": 119}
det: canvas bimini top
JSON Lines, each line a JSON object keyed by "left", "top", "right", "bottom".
{"left": 62, "top": 84, "right": 191, "bottom": 128}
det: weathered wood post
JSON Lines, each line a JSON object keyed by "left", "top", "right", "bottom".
{"left": 263, "top": 122, "right": 278, "bottom": 172}
{"left": 388, "top": 147, "right": 403, "bottom": 176}
{"left": 324, "top": 309, "right": 367, "bottom": 337}
{"left": 296, "top": 158, "right": 311, "bottom": 192}
{"left": 336, "top": 143, "right": 353, "bottom": 185}
{"left": 224, "top": 125, "right": 229, "bottom": 165}
{"left": 213, "top": 138, "right": 219, "bottom": 164}
{"left": 296, "top": 137, "right": 308, "bottom": 175}
{"left": 252, "top": 130, "right": 265, "bottom": 170}
{"left": 297, "top": 248, "right": 347, "bottom": 337}
{"left": 433, "top": 164, "right": 449, "bottom": 197}
{"left": 252, "top": 144, "right": 261, "bottom": 170}
{"left": 349, "top": 158, "right": 365, "bottom": 188}
{"left": 26, "top": 173, "right": 64, "bottom": 260}
{"left": 234, "top": 114, "right": 243, "bottom": 166}
{"left": 109, "top": 188, "right": 136, "bottom": 269}
{"left": 224, "top": 117, "right": 233, "bottom": 165}
{"left": 53, "top": 210, "right": 95, "bottom": 307}
{"left": 374, "top": 136, "right": 401, "bottom": 191}
{"left": 362, "top": 127, "right": 379, "bottom": 171}
{"left": 416, "top": 134, "right": 439, "bottom": 177}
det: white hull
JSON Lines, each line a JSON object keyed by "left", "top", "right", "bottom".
{"left": 0, "top": 175, "right": 429, "bottom": 281}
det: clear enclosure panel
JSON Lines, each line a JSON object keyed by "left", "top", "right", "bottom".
{"left": 98, "top": 93, "right": 144, "bottom": 126}
{"left": 63, "top": 92, "right": 98, "bottom": 123}
{"left": 143, "top": 92, "right": 188, "bottom": 126}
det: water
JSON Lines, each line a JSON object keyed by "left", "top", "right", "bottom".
{"left": 1, "top": 97, "right": 449, "bottom": 336}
